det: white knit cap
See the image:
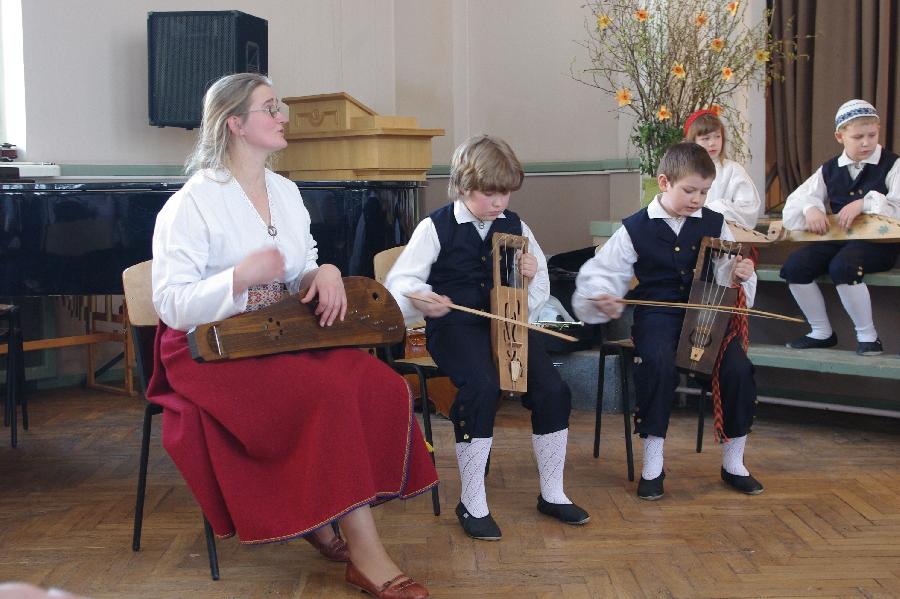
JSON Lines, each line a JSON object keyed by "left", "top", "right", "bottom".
{"left": 834, "top": 99, "right": 878, "bottom": 131}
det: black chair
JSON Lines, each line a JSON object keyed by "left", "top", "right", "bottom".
{"left": 594, "top": 308, "right": 712, "bottom": 482}
{"left": 123, "top": 261, "right": 221, "bottom": 581}
{"left": 373, "top": 247, "right": 443, "bottom": 517}
{"left": 1, "top": 304, "right": 27, "bottom": 448}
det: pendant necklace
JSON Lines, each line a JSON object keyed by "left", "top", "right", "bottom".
{"left": 238, "top": 178, "right": 277, "bottom": 238}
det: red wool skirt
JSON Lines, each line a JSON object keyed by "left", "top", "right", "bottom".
{"left": 146, "top": 324, "right": 439, "bottom": 544}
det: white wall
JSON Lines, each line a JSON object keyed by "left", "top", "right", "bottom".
{"left": 21, "top": 0, "right": 396, "bottom": 165}
{"left": 394, "top": 0, "right": 628, "bottom": 165}
{"left": 18, "top": 0, "right": 764, "bottom": 198}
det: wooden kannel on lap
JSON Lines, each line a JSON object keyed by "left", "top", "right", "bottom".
{"left": 187, "top": 277, "right": 404, "bottom": 362}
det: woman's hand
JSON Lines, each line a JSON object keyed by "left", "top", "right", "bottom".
{"left": 731, "top": 255, "right": 754, "bottom": 285}
{"left": 836, "top": 199, "right": 864, "bottom": 230}
{"left": 410, "top": 292, "right": 453, "bottom": 318}
{"left": 518, "top": 251, "right": 538, "bottom": 280}
{"left": 301, "top": 264, "right": 347, "bottom": 326}
{"left": 804, "top": 207, "right": 829, "bottom": 235}
{"left": 233, "top": 248, "right": 285, "bottom": 294}
{"left": 593, "top": 294, "right": 625, "bottom": 320}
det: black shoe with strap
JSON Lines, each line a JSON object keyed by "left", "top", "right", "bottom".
{"left": 637, "top": 471, "right": 665, "bottom": 500}
{"left": 455, "top": 502, "right": 502, "bottom": 541}
{"left": 856, "top": 338, "right": 883, "bottom": 356}
{"left": 721, "top": 467, "right": 764, "bottom": 495}
{"left": 536, "top": 495, "right": 591, "bottom": 525}
{"left": 787, "top": 333, "right": 837, "bottom": 350}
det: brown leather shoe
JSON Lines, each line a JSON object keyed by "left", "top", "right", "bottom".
{"left": 303, "top": 532, "right": 350, "bottom": 562}
{"left": 345, "top": 561, "right": 430, "bottom": 599}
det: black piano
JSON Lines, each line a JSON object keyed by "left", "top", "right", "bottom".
{"left": 0, "top": 179, "right": 422, "bottom": 297}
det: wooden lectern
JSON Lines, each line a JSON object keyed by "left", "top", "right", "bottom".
{"left": 280, "top": 92, "right": 444, "bottom": 181}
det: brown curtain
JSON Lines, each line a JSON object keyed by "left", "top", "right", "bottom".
{"left": 767, "top": 0, "right": 900, "bottom": 210}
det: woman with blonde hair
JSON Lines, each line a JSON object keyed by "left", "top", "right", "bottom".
{"left": 149, "top": 73, "right": 436, "bottom": 598}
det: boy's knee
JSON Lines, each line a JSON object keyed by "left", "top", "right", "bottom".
{"left": 828, "top": 258, "right": 863, "bottom": 285}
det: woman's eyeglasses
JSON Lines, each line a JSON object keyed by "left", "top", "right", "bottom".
{"left": 242, "top": 103, "right": 286, "bottom": 119}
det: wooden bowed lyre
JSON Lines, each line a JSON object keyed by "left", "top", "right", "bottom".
{"left": 490, "top": 232, "right": 529, "bottom": 394}
{"left": 187, "top": 277, "right": 405, "bottom": 362}
{"left": 674, "top": 237, "right": 747, "bottom": 376}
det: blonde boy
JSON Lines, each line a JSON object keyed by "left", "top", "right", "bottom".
{"left": 780, "top": 99, "right": 900, "bottom": 355}
{"left": 385, "top": 135, "right": 589, "bottom": 541}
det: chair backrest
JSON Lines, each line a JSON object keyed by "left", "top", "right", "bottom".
{"left": 122, "top": 261, "right": 158, "bottom": 327}
{"left": 373, "top": 246, "right": 405, "bottom": 285}
{"left": 122, "top": 260, "right": 158, "bottom": 393}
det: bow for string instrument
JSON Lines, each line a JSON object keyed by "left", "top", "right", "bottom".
{"left": 186, "top": 276, "right": 405, "bottom": 362}
{"left": 491, "top": 232, "right": 529, "bottom": 394}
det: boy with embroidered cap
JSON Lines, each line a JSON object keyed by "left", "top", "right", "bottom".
{"left": 573, "top": 142, "right": 763, "bottom": 500}
{"left": 385, "top": 134, "right": 590, "bottom": 541}
{"left": 781, "top": 99, "right": 900, "bottom": 355}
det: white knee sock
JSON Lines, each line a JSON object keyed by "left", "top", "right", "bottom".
{"left": 532, "top": 429, "right": 572, "bottom": 504}
{"left": 456, "top": 437, "right": 492, "bottom": 517}
{"left": 836, "top": 283, "right": 878, "bottom": 342}
{"left": 789, "top": 283, "right": 832, "bottom": 339}
{"left": 722, "top": 435, "right": 749, "bottom": 476}
{"left": 641, "top": 435, "right": 665, "bottom": 480}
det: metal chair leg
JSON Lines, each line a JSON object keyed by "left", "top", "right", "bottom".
{"left": 133, "top": 403, "right": 157, "bottom": 551}
{"left": 203, "top": 516, "right": 220, "bottom": 581}
{"left": 620, "top": 349, "right": 635, "bottom": 482}
{"left": 593, "top": 349, "right": 606, "bottom": 459}
{"left": 696, "top": 384, "right": 706, "bottom": 453}
{"left": 7, "top": 327, "right": 18, "bottom": 449}
{"left": 17, "top": 327, "right": 27, "bottom": 431}
{"left": 414, "top": 365, "right": 440, "bottom": 517}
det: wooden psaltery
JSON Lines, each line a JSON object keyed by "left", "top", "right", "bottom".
{"left": 675, "top": 237, "right": 745, "bottom": 376}
{"left": 187, "top": 276, "right": 404, "bottom": 362}
{"left": 728, "top": 213, "right": 900, "bottom": 244}
{"left": 490, "top": 233, "right": 529, "bottom": 394}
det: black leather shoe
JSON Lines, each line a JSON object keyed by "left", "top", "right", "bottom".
{"left": 536, "top": 495, "right": 591, "bottom": 525}
{"left": 455, "top": 502, "right": 501, "bottom": 541}
{"left": 787, "top": 333, "right": 837, "bottom": 349}
{"left": 637, "top": 471, "right": 665, "bottom": 500}
{"left": 856, "top": 339, "right": 883, "bottom": 356}
{"left": 721, "top": 467, "right": 764, "bottom": 495}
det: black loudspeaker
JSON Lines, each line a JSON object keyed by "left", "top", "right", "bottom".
{"left": 148, "top": 10, "right": 268, "bottom": 129}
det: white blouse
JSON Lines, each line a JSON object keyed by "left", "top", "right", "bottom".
{"left": 572, "top": 197, "right": 757, "bottom": 324}
{"left": 384, "top": 200, "right": 551, "bottom": 325}
{"left": 704, "top": 158, "right": 761, "bottom": 228}
{"left": 152, "top": 169, "right": 319, "bottom": 331}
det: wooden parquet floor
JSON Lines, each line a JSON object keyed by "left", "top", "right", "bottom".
{"left": 1, "top": 388, "right": 899, "bottom": 598}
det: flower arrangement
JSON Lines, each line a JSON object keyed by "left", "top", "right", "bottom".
{"left": 574, "top": 0, "right": 801, "bottom": 176}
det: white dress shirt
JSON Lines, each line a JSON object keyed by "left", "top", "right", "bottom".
{"left": 572, "top": 197, "right": 757, "bottom": 324}
{"left": 704, "top": 158, "right": 762, "bottom": 228}
{"left": 384, "top": 200, "right": 551, "bottom": 325}
{"left": 782, "top": 145, "right": 900, "bottom": 230}
{"left": 152, "top": 169, "right": 319, "bottom": 331}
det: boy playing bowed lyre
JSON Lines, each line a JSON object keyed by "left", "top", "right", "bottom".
{"left": 385, "top": 134, "right": 590, "bottom": 541}
{"left": 573, "top": 142, "right": 764, "bottom": 500}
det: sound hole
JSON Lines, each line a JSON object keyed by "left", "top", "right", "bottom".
{"left": 371, "top": 291, "right": 380, "bottom": 301}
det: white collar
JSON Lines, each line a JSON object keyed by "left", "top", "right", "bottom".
{"left": 838, "top": 144, "right": 882, "bottom": 167}
{"left": 647, "top": 195, "right": 703, "bottom": 220}
{"left": 453, "top": 199, "right": 507, "bottom": 224}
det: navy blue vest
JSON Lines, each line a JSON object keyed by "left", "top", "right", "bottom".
{"left": 425, "top": 203, "right": 522, "bottom": 334}
{"left": 622, "top": 207, "right": 724, "bottom": 309}
{"left": 822, "top": 149, "right": 899, "bottom": 213}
